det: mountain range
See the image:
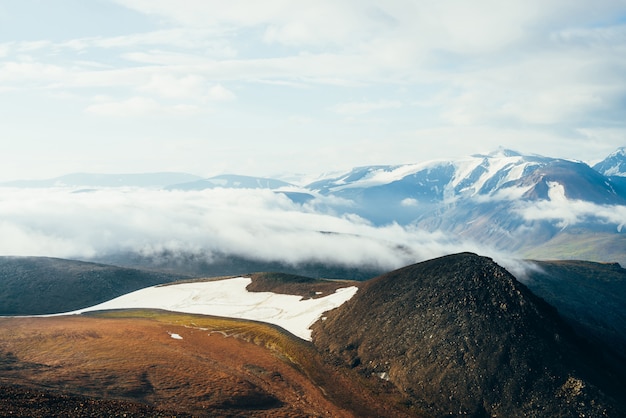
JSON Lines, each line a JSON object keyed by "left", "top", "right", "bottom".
{"left": 302, "top": 148, "right": 626, "bottom": 263}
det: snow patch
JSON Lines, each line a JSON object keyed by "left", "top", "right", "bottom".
{"left": 547, "top": 181, "right": 567, "bottom": 202}
{"left": 329, "top": 161, "right": 446, "bottom": 191}
{"left": 375, "top": 372, "right": 390, "bottom": 381}
{"left": 55, "top": 277, "right": 358, "bottom": 341}
{"left": 168, "top": 332, "right": 183, "bottom": 340}
{"left": 604, "top": 164, "right": 623, "bottom": 177}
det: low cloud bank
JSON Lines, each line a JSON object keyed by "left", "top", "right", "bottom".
{"left": 0, "top": 187, "right": 497, "bottom": 271}
{"left": 514, "top": 198, "right": 626, "bottom": 231}
{"left": 5, "top": 186, "right": 615, "bottom": 276}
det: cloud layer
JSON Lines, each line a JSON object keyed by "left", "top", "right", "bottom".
{"left": 0, "top": 187, "right": 487, "bottom": 270}
{"left": 1, "top": 183, "right": 624, "bottom": 279}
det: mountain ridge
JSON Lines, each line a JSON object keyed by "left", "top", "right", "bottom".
{"left": 0, "top": 256, "right": 188, "bottom": 315}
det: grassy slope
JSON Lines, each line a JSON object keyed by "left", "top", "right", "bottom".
{"left": 0, "top": 310, "right": 413, "bottom": 417}
{"left": 522, "top": 231, "right": 626, "bottom": 266}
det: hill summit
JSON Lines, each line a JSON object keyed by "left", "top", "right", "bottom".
{"left": 312, "top": 252, "right": 626, "bottom": 417}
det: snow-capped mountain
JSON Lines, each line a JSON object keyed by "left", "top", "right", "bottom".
{"left": 593, "top": 147, "right": 626, "bottom": 177}
{"left": 308, "top": 148, "right": 549, "bottom": 200}
{"left": 309, "top": 149, "right": 625, "bottom": 204}
{"left": 301, "top": 148, "right": 626, "bottom": 261}
{"left": 305, "top": 149, "right": 626, "bottom": 225}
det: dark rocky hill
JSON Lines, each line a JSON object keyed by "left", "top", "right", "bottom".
{"left": 312, "top": 253, "right": 626, "bottom": 417}
{"left": 0, "top": 257, "right": 188, "bottom": 315}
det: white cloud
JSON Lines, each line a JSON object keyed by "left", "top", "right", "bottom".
{"left": 84, "top": 96, "right": 201, "bottom": 117}
{"left": 331, "top": 100, "right": 402, "bottom": 115}
{"left": 0, "top": 60, "right": 66, "bottom": 85}
{"left": 0, "top": 187, "right": 488, "bottom": 270}
{"left": 514, "top": 198, "right": 626, "bottom": 230}
{"left": 401, "top": 198, "right": 419, "bottom": 207}
{"left": 85, "top": 96, "right": 160, "bottom": 117}
{"left": 138, "top": 73, "right": 207, "bottom": 99}
{"left": 0, "top": 43, "right": 11, "bottom": 58}
{"left": 1, "top": 0, "right": 626, "bottom": 181}
{"left": 114, "top": 0, "right": 386, "bottom": 47}
{"left": 93, "top": 29, "right": 236, "bottom": 55}
{"left": 208, "top": 84, "right": 236, "bottom": 101}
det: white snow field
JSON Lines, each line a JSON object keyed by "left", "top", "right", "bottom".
{"left": 60, "top": 277, "right": 358, "bottom": 341}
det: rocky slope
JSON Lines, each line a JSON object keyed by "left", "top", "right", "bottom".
{"left": 312, "top": 253, "right": 626, "bottom": 417}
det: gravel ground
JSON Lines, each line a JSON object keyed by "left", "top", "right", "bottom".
{"left": 0, "top": 385, "right": 193, "bottom": 418}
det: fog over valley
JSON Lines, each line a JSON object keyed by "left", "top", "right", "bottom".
{"left": 2, "top": 147, "right": 626, "bottom": 276}
{"left": 0, "top": 185, "right": 475, "bottom": 271}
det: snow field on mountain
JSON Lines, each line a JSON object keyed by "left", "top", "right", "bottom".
{"left": 59, "top": 277, "right": 358, "bottom": 341}
{"left": 450, "top": 155, "right": 536, "bottom": 193}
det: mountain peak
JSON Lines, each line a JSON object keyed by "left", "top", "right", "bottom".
{"left": 489, "top": 147, "right": 522, "bottom": 158}
{"left": 610, "top": 146, "right": 626, "bottom": 157}
{"left": 593, "top": 147, "right": 626, "bottom": 177}
{"left": 472, "top": 148, "right": 523, "bottom": 159}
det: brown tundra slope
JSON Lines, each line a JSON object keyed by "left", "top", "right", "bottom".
{"left": 0, "top": 309, "right": 411, "bottom": 418}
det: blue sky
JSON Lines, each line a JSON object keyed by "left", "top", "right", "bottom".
{"left": 1, "top": 0, "right": 625, "bottom": 181}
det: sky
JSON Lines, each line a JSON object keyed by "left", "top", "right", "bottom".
{"left": 1, "top": 0, "right": 625, "bottom": 182}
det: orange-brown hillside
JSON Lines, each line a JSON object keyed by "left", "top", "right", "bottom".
{"left": 0, "top": 310, "right": 412, "bottom": 417}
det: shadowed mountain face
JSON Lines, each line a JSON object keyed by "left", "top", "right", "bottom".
{"left": 522, "top": 259, "right": 626, "bottom": 360}
{"left": 0, "top": 257, "right": 188, "bottom": 315}
{"left": 312, "top": 253, "right": 626, "bottom": 417}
